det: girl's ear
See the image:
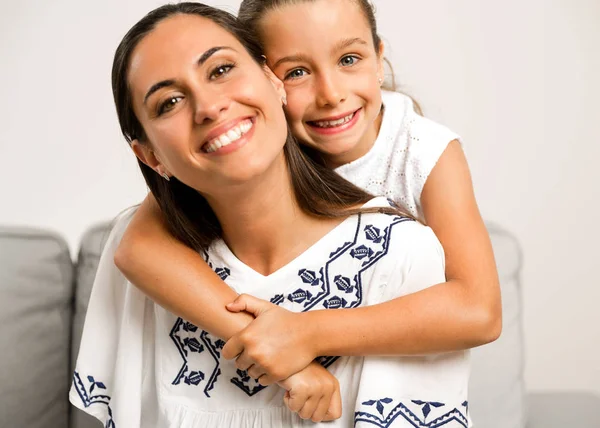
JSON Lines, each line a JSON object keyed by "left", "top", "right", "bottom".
{"left": 377, "top": 41, "right": 385, "bottom": 83}
{"left": 263, "top": 64, "right": 287, "bottom": 103}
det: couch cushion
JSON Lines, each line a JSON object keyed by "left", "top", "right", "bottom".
{"left": 70, "top": 222, "right": 112, "bottom": 428}
{"left": 469, "top": 224, "right": 526, "bottom": 428}
{"left": 0, "top": 227, "right": 73, "bottom": 428}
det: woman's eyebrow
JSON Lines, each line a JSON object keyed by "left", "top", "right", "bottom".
{"left": 143, "top": 46, "right": 235, "bottom": 104}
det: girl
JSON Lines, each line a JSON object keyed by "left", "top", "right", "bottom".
{"left": 114, "top": 0, "right": 501, "bottom": 386}
{"left": 70, "top": 3, "right": 469, "bottom": 427}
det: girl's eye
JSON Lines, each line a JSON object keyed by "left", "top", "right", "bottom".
{"left": 157, "top": 96, "right": 183, "bottom": 116}
{"left": 284, "top": 68, "right": 307, "bottom": 81}
{"left": 210, "top": 63, "right": 234, "bottom": 80}
{"left": 340, "top": 55, "right": 359, "bottom": 67}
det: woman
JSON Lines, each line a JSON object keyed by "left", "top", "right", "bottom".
{"left": 70, "top": 4, "right": 470, "bottom": 427}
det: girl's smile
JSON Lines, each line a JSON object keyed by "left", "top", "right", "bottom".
{"left": 305, "top": 107, "right": 362, "bottom": 136}
{"left": 260, "top": 0, "right": 385, "bottom": 167}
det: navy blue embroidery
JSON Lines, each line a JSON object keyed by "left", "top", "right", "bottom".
{"left": 365, "top": 225, "right": 385, "bottom": 244}
{"left": 323, "top": 295, "right": 348, "bottom": 309}
{"left": 72, "top": 371, "right": 116, "bottom": 428}
{"left": 334, "top": 275, "right": 354, "bottom": 293}
{"left": 199, "top": 331, "right": 225, "bottom": 396}
{"left": 412, "top": 400, "right": 446, "bottom": 419}
{"left": 299, "top": 268, "right": 322, "bottom": 286}
{"left": 355, "top": 398, "right": 468, "bottom": 428}
{"left": 170, "top": 318, "right": 224, "bottom": 397}
{"left": 351, "top": 245, "right": 375, "bottom": 260}
{"left": 169, "top": 207, "right": 416, "bottom": 399}
{"left": 270, "top": 294, "right": 285, "bottom": 305}
{"left": 215, "top": 267, "right": 231, "bottom": 280}
{"left": 287, "top": 288, "right": 314, "bottom": 304}
{"left": 230, "top": 368, "right": 267, "bottom": 396}
{"left": 363, "top": 398, "right": 394, "bottom": 416}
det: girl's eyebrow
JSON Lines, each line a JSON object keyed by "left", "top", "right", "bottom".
{"left": 333, "top": 37, "right": 368, "bottom": 53}
{"left": 272, "top": 53, "right": 311, "bottom": 69}
{"left": 143, "top": 46, "right": 235, "bottom": 104}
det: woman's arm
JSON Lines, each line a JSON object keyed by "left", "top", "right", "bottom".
{"left": 113, "top": 194, "right": 254, "bottom": 340}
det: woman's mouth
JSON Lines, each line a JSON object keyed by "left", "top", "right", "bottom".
{"left": 202, "top": 119, "right": 254, "bottom": 153}
{"left": 306, "top": 108, "right": 361, "bottom": 135}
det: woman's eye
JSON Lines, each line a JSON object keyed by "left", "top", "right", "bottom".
{"left": 158, "top": 96, "right": 183, "bottom": 115}
{"left": 284, "top": 69, "right": 307, "bottom": 80}
{"left": 210, "top": 64, "right": 234, "bottom": 80}
{"left": 340, "top": 55, "right": 359, "bottom": 67}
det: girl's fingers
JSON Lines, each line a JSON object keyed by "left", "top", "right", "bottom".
{"left": 285, "top": 389, "right": 308, "bottom": 414}
{"left": 311, "top": 393, "right": 331, "bottom": 423}
{"left": 233, "top": 353, "right": 253, "bottom": 371}
{"left": 298, "top": 395, "right": 321, "bottom": 420}
{"left": 246, "top": 363, "right": 266, "bottom": 380}
{"left": 225, "top": 293, "right": 270, "bottom": 316}
{"left": 258, "top": 374, "right": 276, "bottom": 386}
{"left": 323, "top": 386, "right": 343, "bottom": 421}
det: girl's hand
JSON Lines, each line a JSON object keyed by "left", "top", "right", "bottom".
{"left": 221, "top": 294, "right": 317, "bottom": 384}
{"left": 277, "top": 362, "right": 342, "bottom": 422}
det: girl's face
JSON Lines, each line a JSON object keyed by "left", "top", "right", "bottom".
{"left": 128, "top": 14, "right": 287, "bottom": 196}
{"left": 259, "top": 0, "right": 384, "bottom": 167}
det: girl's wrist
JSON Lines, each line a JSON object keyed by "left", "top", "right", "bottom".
{"left": 301, "top": 310, "right": 326, "bottom": 358}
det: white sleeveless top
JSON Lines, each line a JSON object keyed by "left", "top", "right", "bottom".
{"left": 336, "top": 91, "right": 461, "bottom": 221}
{"left": 70, "top": 198, "right": 470, "bottom": 428}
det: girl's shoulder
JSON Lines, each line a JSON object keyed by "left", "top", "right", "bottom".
{"left": 381, "top": 90, "right": 461, "bottom": 148}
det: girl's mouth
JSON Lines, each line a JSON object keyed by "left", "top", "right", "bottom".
{"left": 306, "top": 108, "right": 361, "bottom": 135}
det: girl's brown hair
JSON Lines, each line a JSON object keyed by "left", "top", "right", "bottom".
{"left": 238, "top": 0, "right": 422, "bottom": 115}
{"left": 112, "top": 2, "right": 409, "bottom": 252}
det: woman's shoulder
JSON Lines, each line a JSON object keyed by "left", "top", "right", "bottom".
{"left": 361, "top": 198, "right": 444, "bottom": 257}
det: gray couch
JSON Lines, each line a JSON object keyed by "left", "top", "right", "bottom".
{"left": 1, "top": 222, "right": 599, "bottom": 428}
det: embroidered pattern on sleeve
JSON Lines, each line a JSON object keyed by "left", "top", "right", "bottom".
{"left": 72, "top": 371, "right": 116, "bottom": 428}
{"left": 355, "top": 397, "right": 469, "bottom": 428}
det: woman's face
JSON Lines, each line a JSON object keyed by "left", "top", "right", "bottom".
{"left": 128, "top": 14, "right": 287, "bottom": 195}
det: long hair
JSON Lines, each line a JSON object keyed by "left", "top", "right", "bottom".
{"left": 112, "top": 2, "right": 409, "bottom": 252}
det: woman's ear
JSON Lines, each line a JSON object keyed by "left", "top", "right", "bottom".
{"left": 132, "top": 140, "right": 172, "bottom": 180}
{"left": 263, "top": 65, "right": 287, "bottom": 105}
{"left": 132, "top": 139, "right": 163, "bottom": 171}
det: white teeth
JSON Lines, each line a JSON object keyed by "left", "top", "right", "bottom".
{"left": 227, "top": 129, "right": 240, "bottom": 140}
{"left": 204, "top": 119, "right": 253, "bottom": 153}
{"left": 313, "top": 112, "right": 355, "bottom": 128}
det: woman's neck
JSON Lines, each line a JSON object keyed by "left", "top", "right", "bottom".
{"left": 205, "top": 154, "right": 342, "bottom": 276}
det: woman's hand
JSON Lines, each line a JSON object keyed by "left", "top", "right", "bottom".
{"left": 221, "top": 294, "right": 318, "bottom": 384}
{"left": 277, "top": 362, "right": 342, "bottom": 422}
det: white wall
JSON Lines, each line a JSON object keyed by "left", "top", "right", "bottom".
{"left": 1, "top": 0, "right": 598, "bottom": 395}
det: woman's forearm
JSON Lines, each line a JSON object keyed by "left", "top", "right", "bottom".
{"left": 114, "top": 195, "right": 253, "bottom": 340}
{"left": 307, "top": 278, "right": 499, "bottom": 357}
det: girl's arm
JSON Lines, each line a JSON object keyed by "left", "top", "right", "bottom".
{"left": 118, "top": 140, "right": 501, "bottom": 376}
{"left": 114, "top": 195, "right": 343, "bottom": 422}
{"left": 221, "top": 140, "right": 502, "bottom": 383}
{"left": 299, "top": 139, "right": 505, "bottom": 353}
{"left": 113, "top": 194, "right": 254, "bottom": 340}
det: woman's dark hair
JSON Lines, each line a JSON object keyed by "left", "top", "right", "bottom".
{"left": 238, "top": 0, "right": 422, "bottom": 115}
{"left": 112, "top": 2, "right": 408, "bottom": 252}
